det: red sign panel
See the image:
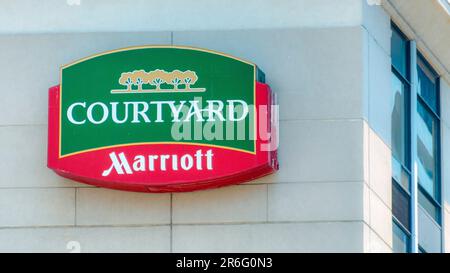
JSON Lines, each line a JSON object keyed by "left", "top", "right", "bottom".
{"left": 47, "top": 46, "right": 278, "bottom": 192}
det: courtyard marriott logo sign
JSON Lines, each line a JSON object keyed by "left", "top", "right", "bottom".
{"left": 47, "top": 46, "right": 278, "bottom": 192}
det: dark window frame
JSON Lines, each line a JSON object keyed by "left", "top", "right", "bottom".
{"left": 391, "top": 23, "right": 411, "bottom": 81}
{"left": 391, "top": 23, "right": 413, "bottom": 252}
{"left": 416, "top": 50, "right": 442, "bottom": 225}
{"left": 390, "top": 22, "right": 443, "bottom": 253}
{"left": 393, "top": 218, "right": 411, "bottom": 253}
{"left": 392, "top": 179, "right": 412, "bottom": 231}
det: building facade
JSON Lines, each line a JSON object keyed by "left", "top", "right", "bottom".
{"left": 0, "top": 0, "right": 449, "bottom": 252}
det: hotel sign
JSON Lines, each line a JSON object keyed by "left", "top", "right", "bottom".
{"left": 47, "top": 46, "right": 278, "bottom": 192}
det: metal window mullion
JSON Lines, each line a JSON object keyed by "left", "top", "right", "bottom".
{"left": 438, "top": 77, "right": 444, "bottom": 253}
{"left": 409, "top": 41, "right": 419, "bottom": 253}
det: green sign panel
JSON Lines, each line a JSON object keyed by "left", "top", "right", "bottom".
{"left": 60, "top": 46, "right": 257, "bottom": 157}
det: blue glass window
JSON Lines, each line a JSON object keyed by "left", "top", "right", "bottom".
{"left": 415, "top": 52, "right": 441, "bottom": 253}
{"left": 393, "top": 221, "right": 410, "bottom": 253}
{"left": 391, "top": 24, "right": 413, "bottom": 252}
{"left": 390, "top": 22, "right": 442, "bottom": 254}
{"left": 391, "top": 25, "right": 409, "bottom": 79}
{"left": 416, "top": 52, "right": 441, "bottom": 229}
{"left": 417, "top": 55, "right": 439, "bottom": 113}
{"left": 392, "top": 181, "right": 411, "bottom": 231}
{"left": 391, "top": 74, "right": 410, "bottom": 168}
{"left": 418, "top": 188, "right": 441, "bottom": 224}
{"left": 416, "top": 103, "right": 439, "bottom": 200}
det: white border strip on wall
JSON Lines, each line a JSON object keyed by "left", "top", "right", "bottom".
{"left": 410, "top": 41, "right": 419, "bottom": 253}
